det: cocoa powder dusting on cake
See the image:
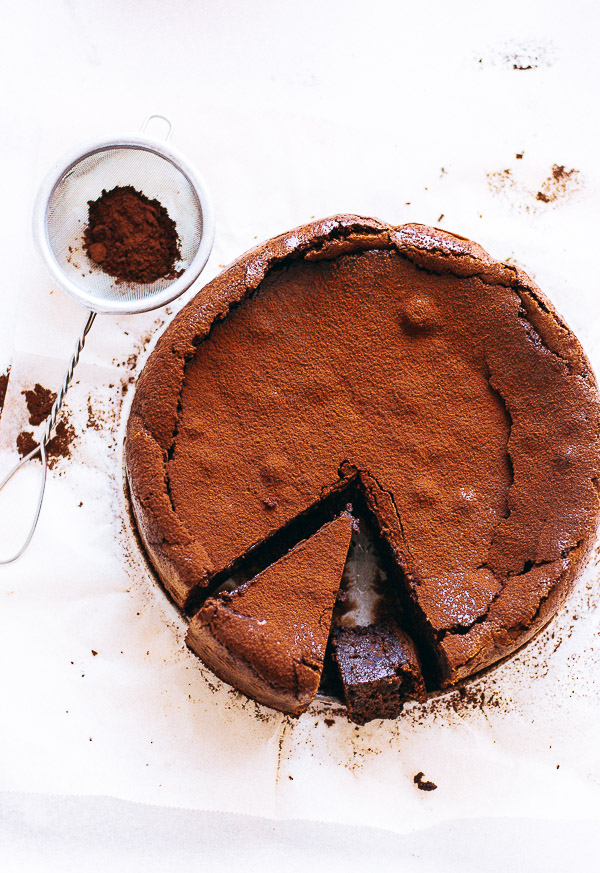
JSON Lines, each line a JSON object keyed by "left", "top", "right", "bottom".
{"left": 22, "top": 383, "right": 56, "bottom": 426}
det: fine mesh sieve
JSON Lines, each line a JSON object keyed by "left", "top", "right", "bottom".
{"left": 1, "top": 116, "right": 215, "bottom": 562}
{"left": 34, "top": 116, "right": 214, "bottom": 313}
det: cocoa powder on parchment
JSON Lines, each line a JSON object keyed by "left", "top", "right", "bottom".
{"left": 16, "top": 383, "right": 75, "bottom": 468}
{"left": 22, "top": 383, "right": 56, "bottom": 426}
{"left": 0, "top": 369, "right": 9, "bottom": 418}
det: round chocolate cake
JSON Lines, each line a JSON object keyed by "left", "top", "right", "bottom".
{"left": 125, "top": 216, "right": 600, "bottom": 722}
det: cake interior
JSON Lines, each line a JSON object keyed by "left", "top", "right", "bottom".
{"left": 331, "top": 622, "right": 427, "bottom": 725}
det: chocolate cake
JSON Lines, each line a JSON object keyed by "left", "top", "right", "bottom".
{"left": 332, "top": 622, "right": 427, "bottom": 725}
{"left": 186, "top": 515, "right": 353, "bottom": 715}
{"left": 126, "top": 215, "right": 600, "bottom": 718}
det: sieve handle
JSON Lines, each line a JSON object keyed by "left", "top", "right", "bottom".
{"left": 0, "top": 310, "right": 96, "bottom": 564}
{"left": 140, "top": 114, "right": 173, "bottom": 141}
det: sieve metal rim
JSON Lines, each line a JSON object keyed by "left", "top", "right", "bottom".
{"left": 32, "top": 132, "right": 215, "bottom": 314}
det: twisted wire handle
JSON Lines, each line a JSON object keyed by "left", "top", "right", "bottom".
{"left": 41, "top": 311, "right": 96, "bottom": 443}
{"left": 0, "top": 310, "right": 96, "bottom": 564}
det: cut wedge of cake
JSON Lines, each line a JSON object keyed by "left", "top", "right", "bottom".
{"left": 186, "top": 515, "right": 354, "bottom": 715}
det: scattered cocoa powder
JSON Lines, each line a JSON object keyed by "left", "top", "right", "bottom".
{"left": 87, "top": 399, "right": 101, "bottom": 430}
{"left": 22, "top": 383, "right": 57, "bottom": 426}
{"left": 487, "top": 163, "right": 581, "bottom": 209}
{"left": 535, "top": 164, "right": 580, "bottom": 203}
{"left": 84, "top": 186, "right": 181, "bottom": 284}
{"left": 17, "top": 420, "right": 76, "bottom": 468}
{"left": 476, "top": 44, "right": 555, "bottom": 71}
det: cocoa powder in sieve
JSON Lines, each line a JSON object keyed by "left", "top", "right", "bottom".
{"left": 84, "top": 186, "right": 181, "bottom": 284}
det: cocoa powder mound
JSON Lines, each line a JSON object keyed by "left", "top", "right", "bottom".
{"left": 84, "top": 186, "right": 181, "bottom": 284}
{"left": 16, "top": 431, "right": 37, "bottom": 458}
{"left": 22, "top": 383, "right": 57, "bottom": 426}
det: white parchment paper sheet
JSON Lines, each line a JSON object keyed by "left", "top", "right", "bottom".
{"left": 1, "top": 0, "right": 599, "bottom": 868}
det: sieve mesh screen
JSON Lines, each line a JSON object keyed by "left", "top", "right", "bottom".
{"left": 45, "top": 145, "right": 204, "bottom": 305}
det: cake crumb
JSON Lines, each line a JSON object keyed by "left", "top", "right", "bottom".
{"left": 414, "top": 771, "right": 437, "bottom": 791}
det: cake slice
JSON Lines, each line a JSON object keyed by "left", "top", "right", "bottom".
{"left": 186, "top": 514, "right": 354, "bottom": 715}
{"left": 332, "top": 621, "right": 427, "bottom": 725}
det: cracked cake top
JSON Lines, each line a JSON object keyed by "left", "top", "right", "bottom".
{"left": 126, "top": 215, "right": 600, "bottom": 690}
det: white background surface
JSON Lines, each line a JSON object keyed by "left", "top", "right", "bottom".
{"left": 1, "top": 1, "right": 599, "bottom": 870}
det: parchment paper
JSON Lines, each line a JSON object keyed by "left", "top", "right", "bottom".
{"left": 1, "top": 0, "right": 599, "bottom": 866}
